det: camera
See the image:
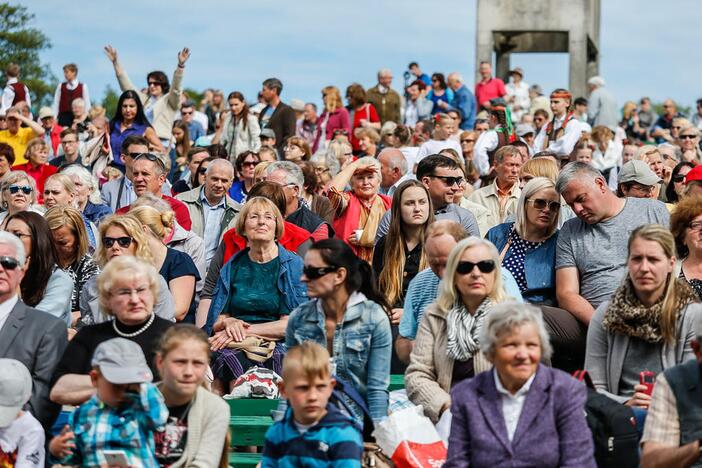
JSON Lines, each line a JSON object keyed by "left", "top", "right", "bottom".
{"left": 76, "top": 121, "right": 89, "bottom": 133}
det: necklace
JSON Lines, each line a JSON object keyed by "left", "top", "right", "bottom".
{"left": 112, "top": 313, "right": 155, "bottom": 338}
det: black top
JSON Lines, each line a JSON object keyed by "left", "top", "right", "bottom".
{"left": 155, "top": 402, "right": 190, "bottom": 465}
{"left": 171, "top": 179, "right": 192, "bottom": 196}
{"left": 160, "top": 248, "right": 201, "bottom": 323}
{"left": 51, "top": 316, "right": 173, "bottom": 385}
{"left": 451, "top": 358, "right": 475, "bottom": 387}
{"left": 372, "top": 236, "right": 423, "bottom": 308}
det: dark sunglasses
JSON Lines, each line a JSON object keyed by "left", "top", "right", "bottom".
{"left": 7, "top": 185, "right": 32, "bottom": 195}
{"left": 0, "top": 256, "right": 20, "bottom": 270}
{"left": 241, "top": 161, "right": 258, "bottom": 168}
{"left": 430, "top": 175, "right": 464, "bottom": 187}
{"left": 132, "top": 153, "right": 165, "bottom": 169}
{"left": 674, "top": 174, "right": 687, "bottom": 183}
{"left": 197, "top": 167, "right": 208, "bottom": 175}
{"left": 456, "top": 260, "right": 496, "bottom": 275}
{"left": 303, "top": 265, "right": 339, "bottom": 280}
{"left": 147, "top": 81, "right": 162, "bottom": 86}
{"left": 680, "top": 134, "right": 697, "bottom": 140}
{"left": 526, "top": 198, "right": 561, "bottom": 212}
{"left": 102, "top": 236, "right": 133, "bottom": 248}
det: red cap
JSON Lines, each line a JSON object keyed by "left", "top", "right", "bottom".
{"left": 685, "top": 165, "right": 702, "bottom": 184}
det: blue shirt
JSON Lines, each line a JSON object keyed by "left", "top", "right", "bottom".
{"left": 187, "top": 121, "right": 205, "bottom": 141}
{"left": 398, "top": 268, "right": 524, "bottom": 340}
{"left": 450, "top": 85, "right": 477, "bottom": 130}
{"left": 110, "top": 122, "right": 149, "bottom": 166}
{"left": 200, "top": 190, "right": 226, "bottom": 264}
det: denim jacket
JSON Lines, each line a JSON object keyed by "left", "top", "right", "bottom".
{"left": 205, "top": 245, "right": 307, "bottom": 335}
{"left": 486, "top": 222, "right": 559, "bottom": 305}
{"left": 285, "top": 293, "right": 391, "bottom": 422}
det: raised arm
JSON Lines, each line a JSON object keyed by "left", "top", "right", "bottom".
{"left": 104, "top": 45, "right": 146, "bottom": 103}
{"left": 166, "top": 48, "right": 189, "bottom": 111}
{"left": 11, "top": 108, "right": 45, "bottom": 136}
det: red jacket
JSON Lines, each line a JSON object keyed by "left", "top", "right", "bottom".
{"left": 46, "top": 124, "right": 63, "bottom": 156}
{"left": 116, "top": 194, "right": 192, "bottom": 230}
{"left": 221, "top": 221, "right": 311, "bottom": 263}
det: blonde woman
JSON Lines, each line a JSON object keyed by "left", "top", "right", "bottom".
{"left": 312, "top": 86, "right": 351, "bottom": 154}
{"left": 405, "top": 236, "right": 508, "bottom": 423}
{"left": 585, "top": 224, "right": 702, "bottom": 408}
{"left": 677, "top": 125, "right": 702, "bottom": 164}
{"left": 324, "top": 139, "right": 353, "bottom": 174}
{"left": 78, "top": 215, "right": 175, "bottom": 326}
{"left": 0, "top": 170, "right": 42, "bottom": 227}
{"left": 127, "top": 206, "right": 199, "bottom": 323}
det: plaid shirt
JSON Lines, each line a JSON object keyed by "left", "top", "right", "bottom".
{"left": 641, "top": 373, "right": 679, "bottom": 446}
{"left": 63, "top": 383, "right": 168, "bottom": 467}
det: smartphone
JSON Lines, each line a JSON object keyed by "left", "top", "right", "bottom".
{"left": 640, "top": 371, "right": 655, "bottom": 396}
{"left": 103, "top": 450, "right": 130, "bottom": 467}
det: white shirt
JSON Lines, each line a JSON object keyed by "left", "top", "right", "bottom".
{"left": 505, "top": 80, "right": 531, "bottom": 123}
{"left": 400, "top": 146, "right": 420, "bottom": 173}
{"left": 0, "top": 411, "right": 45, "bottom": 468}
{"left": 1, "top": 78, "right": 30, "bottom": 114}
{"left": 51, "top": 79, "right": 91, "bottom": 116}
{"left": 532, "top": 114, "right": 582, "bottom": 156}
{"left": 473, "top": 130, "right": 499, "bottom": 176}
{"left": 415, "top": 138, "right": 463, "bottom": 166}
{"left": 493, "top": 369, "right": 536, "bottom": 442}
{"left": 0, "top": 294, "right": 19, "bottom": 334}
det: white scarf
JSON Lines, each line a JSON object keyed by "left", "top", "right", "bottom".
{"left": 446, "top": 298, "right": 491, "bottom": 361}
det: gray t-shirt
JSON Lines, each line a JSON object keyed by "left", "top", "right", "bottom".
{"left": 555, "top": 197, "right": 670, "bottom": 308}
{"left": 618, "top": 338, "right": 663, "bottom": 397}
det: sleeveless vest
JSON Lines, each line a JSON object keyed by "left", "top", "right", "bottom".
{"left": 664, "top": 358, "right": 702, "bottom": 455}
{"left": 59, "top": 82, "right": 83, "bottom": 114}
{"left": 10, "top": 82, "right": 26, "bottom": 105}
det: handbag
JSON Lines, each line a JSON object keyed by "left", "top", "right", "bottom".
{"left": 225, "top": 336, "right": 276, "bottom": 363}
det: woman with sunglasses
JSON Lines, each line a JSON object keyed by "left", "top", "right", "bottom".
{"left": 486, "top": 177, "right": 560, "bottom": 305}
{"left": 108, "top": 90, "right": 164, "bottom": 170}
{"left": 78, "top": 215, "right": 175, "bottom": 326}
{"left": 228, "top": 151, "right": 260, "bottom": 203}
{"left": 5, "top": 211, "right": 73, "bottom": 325}
{"left": 427, "top": 73, "right": 454, "bottom": 115}
{"left": 0, "top": 171, "right": 42, "bottom": 227}
{"left": 286, "top": 238, "right": 392, "bottom": 423}
{"left": 666, "top": 161, "right": 695, "bottom": 204}
{"left": 13, "top": 138, "right": 57, "bottom": 203}
{"left": 206, "top": 197, "right": 307, "bottom": 394}
{"left": 405, "top": 236, "right": 509, "bottom": 423}
{"left": 677, "top": 125, "right": 702, "bottom": 164}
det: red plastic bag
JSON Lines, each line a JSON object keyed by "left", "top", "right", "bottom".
{"left": 372, "top": 405, "right": 447, "bottom": 468}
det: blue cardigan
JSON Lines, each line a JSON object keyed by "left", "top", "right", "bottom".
{"left": 204, "top": 246, "right": 307, "bottom": 335}
{"left": 486, "top": 222, "right": 558, "bottom": 305}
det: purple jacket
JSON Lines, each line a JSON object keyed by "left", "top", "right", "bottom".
{"left": 312, "top": 108, "right": 351, "bottom": 153}
{"left": 445, "top": 365, "right": 595, "bottom": 468}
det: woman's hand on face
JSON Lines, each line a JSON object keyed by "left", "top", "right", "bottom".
{"left": 208, "top": 330, "right": 233, "bottom": 351}
{"left": 625, "top": 384, "right": 652, "bottom": 409}
{"left": 223, "top": 317, "right": 250, "bottom": 342}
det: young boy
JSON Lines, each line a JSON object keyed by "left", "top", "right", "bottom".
{"left": 262, "top": 342, "right": 363, "bottom": 467}
{"left": 0, "top": 359, "right": 45, "bottom": 467}
{"left": 53, "top": 338, "right": 168, "bottom": 467}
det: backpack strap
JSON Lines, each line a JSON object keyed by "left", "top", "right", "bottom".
{"left": 572, "top": 369, "right": 596, "bottom": 389}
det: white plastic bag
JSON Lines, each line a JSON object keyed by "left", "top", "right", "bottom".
{"left": 372, "top": 405, "right": 447, "bottom": 467}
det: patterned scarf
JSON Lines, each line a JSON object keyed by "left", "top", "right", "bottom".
{"left": 602, "top": 277, "right": 697, "bottom": 343}
{"left": 446, "top": 298, "right": 492, "bottom": 361}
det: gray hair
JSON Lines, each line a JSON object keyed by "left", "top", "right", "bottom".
{"left": 377, "top": 68, "right": 392, "bottom": 78}
{"left": 310, "top": 151, "right": 340, "bottom": 176}
{"left": 658, "top": 142, "right": 683, "bottom": 161}
{"left": 514, "top": 177, "right": 559, "bottom": 238}
{"left": 479, "top": 302, "right": 553, "bottom": 361}
{"left": 132, "top": 192, "right": 171, "bottom": 212}
{"left": 555, "top": 162, "right": 603, "bottom": 194}
{"left": 60, "top": 164, "right": 101, "bottom": 204}
{"left": 378, "top": 148, "right": 408, "bottom": 175}
{"left": 205, "top": 158, "right": 234, "bottom": 177}
{"left": 448, "top": 72, "right": 464, "bottom": 84}
{"left": 0, "top": 231, "right": 25, "bottom": 266}
{"left": 71, "top": 97, "right": 85, "bottom": 109}
{"left": 265, "top": 161, "right": 304, "bottom": 190}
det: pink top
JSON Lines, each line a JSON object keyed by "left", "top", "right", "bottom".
{"left": 475, "top": 77, "right": 506, "bottom": 108}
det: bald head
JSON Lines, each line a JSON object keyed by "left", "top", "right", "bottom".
{"left": 204, "top": 159, "right": 234, "bottom": 203}
{"left": 425, "top": 220, "right": 467, "bottom": 277}
{"left": 378, "top": 148, "right": 408, "bottom": 189}
{"left": 447, "top": 72, "right": 464, "bottom": 91}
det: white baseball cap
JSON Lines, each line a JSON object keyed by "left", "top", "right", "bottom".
{"left": 0, "top": 359, "right": 32, "bottom": 427}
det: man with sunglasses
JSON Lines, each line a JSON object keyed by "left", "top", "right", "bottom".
{"left": 375, "top": 154, "right": 480, "bottom": 241}
{"left": 469, "top": 145, "right": 522, "bottom": 230}
{"left": 115, "top": 152, "right": 192, "bottom": 230}
{"left": 0, "top": 106, "right": 45, "bottom": 166}
{"left": 0, "top": 231, "right": 67, "bottom": 429}
{"left": 179, "top": 101, "right": 205, "bottom": 141}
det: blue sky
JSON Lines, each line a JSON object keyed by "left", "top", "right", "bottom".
{"left": 25, "top": 0, "right": 702, "bottom": 113}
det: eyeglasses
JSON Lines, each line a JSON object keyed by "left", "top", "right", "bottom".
{"left": 456, "top": 260, "right": 496, "bottom": 275}
{"left": 688, "top": 221, "right": 702, "bottom": 232}
{"left": 680, "top": 134, "right": 698, "bottom": 140}
{"left": 303, "top": 265, "right": 340, "bottom": 280}
{"left": 241, "top": 161, "right": 258, "bottom": 168}
{"left": 526, "top": 198, "right": 561, "bottom": 212}
{"left": 0, "top": 256, "right": 20, "bottom": 270}
{"left": 7, "top": 185, "right": 32, "bottom": 195}
{"left": 132, "top": 153, "right": 166, "bottom": 170}
{"left": 429, "top": 175, "right": 464, "bottom": 187}
{"left": 147, "top": 82, "right": 161, "bottom": 87}
{"left": 102, "top": 236, "right": 133, "bottom": 248}
{"left": 461, "top": 139, "right": 476, "bottom": 144}
{"left": 674, "top": 174, "right": 687, "bottom": 183}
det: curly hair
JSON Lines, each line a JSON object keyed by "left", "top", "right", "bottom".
{"left": 670, "top": 195, "right": 702, "bottom": 258}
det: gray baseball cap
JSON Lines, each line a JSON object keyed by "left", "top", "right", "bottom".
{"left": 0, "top": 359, "right": 32, "bottom": 427}
{"left": 260, "top": 128, "right": 276, "bottom": 139}
{"left": 516, "top": 123, "right": 535, "bottom": 137}
{"left": 91, "top": 338, "right": 153, "bottom": 385}
{"left": 618, "top": 160, "right": 661, "bottom": 186}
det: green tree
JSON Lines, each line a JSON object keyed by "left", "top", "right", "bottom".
{"left": 101, "top": 85, "right": 119, "bottom": 118}
{"left": 0, "top": 3, "right": 56, "bottom": 109}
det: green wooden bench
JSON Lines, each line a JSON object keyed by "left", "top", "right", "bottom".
{"left": 228, "top": 398, "right": 279, "bottom": 468}
{"left": 389, "top": 374, "right": 405, "bottom": 391}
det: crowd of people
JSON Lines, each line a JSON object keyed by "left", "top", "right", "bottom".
{"left": 1, "top": 50, "right": 702, "bottom": 467}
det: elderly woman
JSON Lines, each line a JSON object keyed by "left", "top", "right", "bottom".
{"left": 446, "top": 303, "right": 595, "bottom": 467}
{"left": 206, "top": 197, "right": 307, "bottom": 393}
{"left": 45, "top": 206, "right": 100, "bottom": 330}
{"left": 486, "top": 177, "right": 560, "bottom": 305}
{"left": 405, "top": 237, "right": 508, "bottom": 423}
{"left": 287, "top": 238, "right": 392, "bottom": 423}
{"left": 671, "top": 195, "right": 702, "bottom": 300}
{"left": 14, "top": 138, "right": 57, "bottom": 203}
{"left": 0, "top": 171, "right": 42, "bottom": 227}
{"left": 78, "top": 215, "right": 175, "bottom": 326}
{"left": 585, "top": 224, "right": 702, "bottom": 408}
{"left": 325, "top": 139, "right": 353, "bottom": 173}
{"left": 0, "top": 143, "right": 15, "bottom": 180}
{"left": 355, "top": 128, "right": 380, "bottom": 158}
{"left": 60, "top": 164, "right": 112, "bottom": 224}
{"left": 678, "top": 125, "right": 702, "bottom": 163}
{"left": 127, "top": 206, "right": 200, "bottom": 323}
{"left": 312, "top": 86, "right": 351, "bottom": 154}
{"left": 5, "top": 211, "right": 73, "bottom": 325}
{"left": 50, "top": 255, "right": 174, "bottom": 406}
{"left": 326, "top": 156, "right": 391, "bottom": 263}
